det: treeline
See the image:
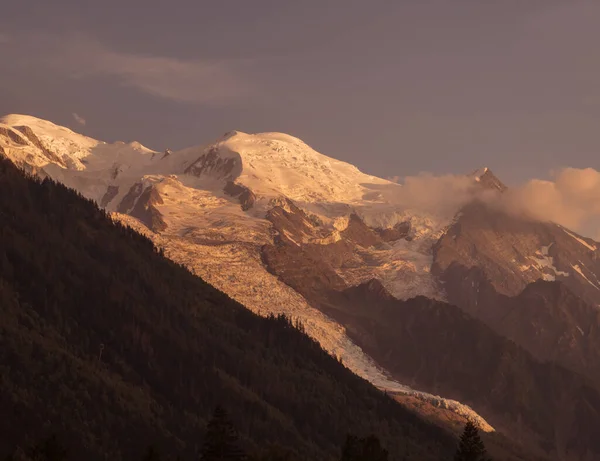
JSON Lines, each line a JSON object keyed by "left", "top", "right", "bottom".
{"left": 3, "top": 408, "right": 491, "bottom": 461}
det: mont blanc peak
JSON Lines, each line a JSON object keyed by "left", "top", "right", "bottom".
{"left": 187, "top": 130, "right": 397, "bottom": 207}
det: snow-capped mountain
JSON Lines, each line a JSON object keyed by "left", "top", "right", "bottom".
{"left": 0, "top": 114, "right": 491, "bottom": 429}
{"left": 4, "top": 114, "right": 600, "bottom": 459}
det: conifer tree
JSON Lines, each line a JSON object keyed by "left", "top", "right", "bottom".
{"left": 340, "top": 434, "right": 388, "bottom": 461}
{"left": 453, "top": 421, "right": 491, "bottom": 461}
{"left": 200, "top": 405, "right": 246, "bottom": 461}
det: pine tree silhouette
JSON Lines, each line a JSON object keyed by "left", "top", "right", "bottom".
{"left": 340, "top": 434, "right": 388, "bottom": 461}
{"left": 200, "top": 405, "right": 246, "bottom": 461}
{"left": 453, "top": 421, "right": 491, "bottom": 461}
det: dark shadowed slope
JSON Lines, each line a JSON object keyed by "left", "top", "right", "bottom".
{"left": 320, "top": 280, "right": 600, "bottom": 461}
{"left": 0, "top": 157, "right": 453, "bottom": 461}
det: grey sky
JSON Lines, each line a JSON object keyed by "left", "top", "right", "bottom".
{"left": 1, "top": 0, "right": 599, "bottom": 184}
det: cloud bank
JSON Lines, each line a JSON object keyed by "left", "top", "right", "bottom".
{"left": 391, "top": 173, "right": 481, "bottom": 219}
{"left": 394, "top": 168, "right": 600, "bottom": 240}
{"left": 502, "top": 168, "right": 600, "bottom": 240}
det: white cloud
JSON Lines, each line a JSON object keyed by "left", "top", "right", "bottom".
{"left": 3, "top": 34, "right": 250, "bottom": 105}
{"left": 63, "top": 39, "right": 249, "bottom": 104}
{"left": 500, "top": 168, "right": 600, "bottom": 240}
{"left": 392, "top": 173, "right": 483, "bottom": 219}
{"left": 72, "top": 113, "right": 86, "bottom": 126}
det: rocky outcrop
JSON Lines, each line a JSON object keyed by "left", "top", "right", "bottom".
{"left": 0, "top": 126, "right": 29, "bottom": 146}
{"left": 100, "top": 185, "right": 119, "bottom": 208}
{"left": 184, "top": 146, "right": 241, "bottom": 180}
{"left": 341, "top": 213, "right": 382, "bottom": 247}
{"left": 223, "top": 181, "right": 256, "bottom": 211}
{"left": 375, "top": 221, "right": 411, "bottom": 242}
{"left": 117, "top": 183, "right": 144, "bottom": 214}
{"left": 262, "top": 202, "right": 405, "bottom": 300}
{"left": 262, "top": 200, "right": 349, "bottom": 297}
{"left": 262, "top": 201, "right": 419, "bottom": 306}
{"left": 129, "top": 186, "right": 167, "bottom": 232}
{"left": 117, "top": 183, "right": 166, "bottom": 232}
{"left": 473, "top": 168, "right": 507, "bottom": 192}
{"left": 14, "top": 126, "right": 65, "bottom": 166}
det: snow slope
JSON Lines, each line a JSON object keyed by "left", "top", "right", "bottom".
{"left": 213, "top": 131, "right": 395, "bottom": 203}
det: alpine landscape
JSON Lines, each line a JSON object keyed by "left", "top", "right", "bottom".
{"left": 2, "top": 2, "right": 600, "bottom": 460}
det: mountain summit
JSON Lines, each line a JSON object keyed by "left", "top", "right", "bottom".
{"left": 469, "top": 167, "right": 507, "bottom": 192}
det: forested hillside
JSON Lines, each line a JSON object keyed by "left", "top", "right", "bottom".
{"left": 0, "top": 157, "right": 454, "bottom": 460}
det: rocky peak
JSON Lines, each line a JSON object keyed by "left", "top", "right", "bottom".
{"left": 470, "top": 167, "right": 507, "bottom": 192}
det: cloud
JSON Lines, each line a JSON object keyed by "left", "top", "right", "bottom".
{"left": 501, "top": 168, "right": 600, "bottom": 240}
{"left": 392, "top": 173, "right": 483, "bottom": 219}
{"left": 72, "top": 113, "right": 86, "bottom": 126}
{"left": 3, "top": 33, "right": 250, "bottom": 105}
{"left": 63, "top": 39, "right": 250, "bottom": 104}
{"left": 392, "top": 168, "right": 600, "bottom": 241}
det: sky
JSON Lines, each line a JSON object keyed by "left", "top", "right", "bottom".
{"left": 1, "top": 0, "right": 600, "bottom": 185}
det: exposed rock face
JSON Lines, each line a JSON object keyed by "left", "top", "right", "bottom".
{"left": 0, "top": 126, "right": 29, "bottom": 146}
{"left": 14, "top": 125, "right": 65, "bottom": 166}
{"left": 321, "top": 280, "right": 600, "bottom": 461}
{"left": 100, "top": 185, "right": 119, "bottom": 208}
{"left": 433, "top": 201, "right": 600, "bottom": 306}
{"left": 341, "top": 213, "right": 383, "bottom": 247}
{"left": 262, "top": 200, "right": 350, "bottom": 297}
{"left": 117, "top": 182, "right": 166, "bottom": 232}
{"left": 223, "top": 181, "right": 256, "bottom": 211}
{"left": 129, "top": 186, "right": 166, "bottom": 232}
{"left": 184, "top": 146, "right": 241, "bottom": 180}
{"left": 472, "top": 168, "right": 508, "bottom": 192}
{"left": 262, "top": 201, "right": 417, "bottom": 307}
{"left": 117, "top": 182, "right": 144, "bottom": 214}
{"left": 376, "top": 221, "right": 411, "bottom": 242}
